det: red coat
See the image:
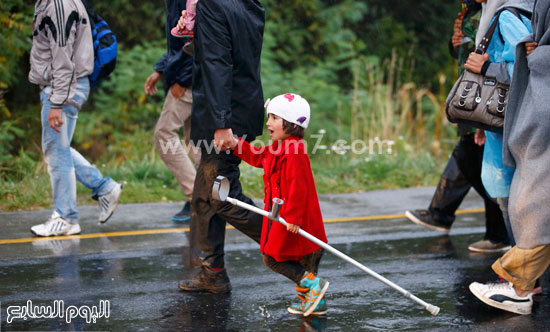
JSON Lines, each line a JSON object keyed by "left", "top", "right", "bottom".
{"left": 234, "top": 137, "right": 327, "bottom": 262}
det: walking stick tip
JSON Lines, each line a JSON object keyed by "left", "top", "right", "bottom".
{"left": 426, "top": 304, "right": 440, "bottom": 316}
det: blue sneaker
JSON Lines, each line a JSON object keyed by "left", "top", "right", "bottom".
{"left": 288, "top": 286, "right": 327, "bottom": 316}
{"left": 172, "top": 202, "right": 191, "bottom": 222}
{"left": 299, "top": 273, "right": 329, "bottom": 316}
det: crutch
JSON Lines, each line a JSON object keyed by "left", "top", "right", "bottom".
{"left": 212, "top": 176, "right": 440, "bottom": 316}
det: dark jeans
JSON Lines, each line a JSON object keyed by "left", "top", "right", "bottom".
{"left": 262, "top": 249, "right": 325, "bottom": 284}
{"left": 189, "top": 149, "right": 263, "bottom": 269}
{"left": 429, "top": 134, "right": 509, "bottom": 244}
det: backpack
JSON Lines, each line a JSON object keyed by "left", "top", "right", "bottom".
{"left": 81, "top": 0, "right": 117, "bottom": 88}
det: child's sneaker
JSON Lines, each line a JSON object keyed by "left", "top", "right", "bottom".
{"left": 171, "top": 26, "right": 194, "bottom": 38}
{"left": 183, "top": 40, "right": 195, "bottom": 56}
{"left": 469, "top": 281, "right": 533, "bottom": 315}
{"left": 288, "top": 286, "right": 327, "bottom": 315}
{"left": 299, "top": 272, "right": 329, "bottom": 317}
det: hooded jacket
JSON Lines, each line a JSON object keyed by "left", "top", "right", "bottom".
{"left": 29, "top": 0, "right": 94, "bottom": 108}
{"left": 502, "top": 0, "right": 550, "bottom": 248}
{"left": 190, "top": 0, "right": 265, "bottom": 144}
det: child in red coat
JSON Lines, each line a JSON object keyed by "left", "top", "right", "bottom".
{"left": 229, "top": 93, "right": 329, "bottom": 317}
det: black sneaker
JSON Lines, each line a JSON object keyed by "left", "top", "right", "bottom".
{"left": 178, "top": 267, "right": 232, "bottom": 294}
{"left": 172, "top": 202, "right": 191, "bottom": 223}
{"left": 405, "top": 209, "right": 450, "bottom": 233}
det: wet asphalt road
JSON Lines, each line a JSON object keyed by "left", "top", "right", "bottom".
{"left": 1, "top": 187, "right": 549, "bottom": 331}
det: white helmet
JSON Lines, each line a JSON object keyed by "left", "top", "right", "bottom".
{"left": 265, "top": 93, "right": 310, "bottom": 129}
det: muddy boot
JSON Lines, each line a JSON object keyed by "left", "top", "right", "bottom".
{"left": 178, "top": 267, "right": 232, "bottom": 294}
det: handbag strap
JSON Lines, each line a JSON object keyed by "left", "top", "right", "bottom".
{"left": 476, "top": 7, "right": 528, "bottom": 54}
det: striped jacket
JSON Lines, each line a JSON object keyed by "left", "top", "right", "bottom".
{"left": 29, "top": 0, "right": 93, "bottom": 108}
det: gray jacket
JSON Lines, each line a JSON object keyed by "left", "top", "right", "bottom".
{"left": 29, "top": 0, "right": 94, "bottom": 108}
{"left": 503, "top": 0, "right": 550, "bottom": 249}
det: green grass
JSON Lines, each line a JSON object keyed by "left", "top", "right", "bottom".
{"left": 0, "top": 130, "right": 448, "bottom": 212}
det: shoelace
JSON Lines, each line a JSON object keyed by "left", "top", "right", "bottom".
{"left": 296, "top": 294, "right": 306, "bottom": 310}
{"left": 486, "top": 281, "right": 513, "bottom": 290}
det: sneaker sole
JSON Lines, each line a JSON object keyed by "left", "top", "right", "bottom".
{"left": 469, "top": 283, "right": 532, "bottom": 315}
{"left": 303, "top": 282, "right": 329, "bottom": 317}
{"left": 178, "top": 283, "right": 232, "bottom": 294}
{"left": 31, "top": 228, "right": 81, "bottom": 237}
{"left": 99, "top": 184, "right": 123, "bottom": 224}
{"left": 172, "top": 216, "right": 191, "bottom": 222}
{"left": 288, "top": 306, "right": 327, "bottom": 315}
{"left": 405, "top": 211, "right": 450, "bottom": 233}
{"left": 468, "top": 245, "right": 512, "bottom": 253}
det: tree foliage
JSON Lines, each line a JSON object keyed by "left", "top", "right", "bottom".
{"left": 1, "top": 0, "right": 461, "bottom": 163}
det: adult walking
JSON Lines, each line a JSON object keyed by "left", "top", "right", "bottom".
{"left": 406, "top": 0, "right": 510, "bottom": 253}
{"left": 144, "top": 0, "right": 200, "bottom": 223}
{"left": 177, "top": 0, "right": 265, "bottom": 293}
{"left": 470, "top": 0, "right": 550, "bottom": 315}
{"left": 29, "top": 0, "right": 122, "bottom": 236}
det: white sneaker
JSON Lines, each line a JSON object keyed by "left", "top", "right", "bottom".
{"left": 98, "top": 183, "right": 123, "bottom": 223}
{"left": 30, "top": 216, "right": 81, "bottom": 237}
{"left": 32, "top": 238, "right": 81, "bottom": 255}
{"left": 469, "top": 281, "right": 533, "bottom": 315}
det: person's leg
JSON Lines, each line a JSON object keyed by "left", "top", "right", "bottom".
{"left": 189, "top": 151, "right": 262, "bottom": 268}
{"left": 299, "top": 248, "right": 324, "bottom": 275}
{"left": 179, "top": 150, "right": 262, "bottom": 293}
{"left": 406, "top": 138, "right": 471, "bottom": 232}
{"left": 262, "top": 254, "right": 307, "bottom": 284}
{"left": 454, "top": 135, "right": 509, "bottom": 245}
{"left": 154, "top": 87, "right": 198, "bottom": 200}
{"left": 469, "top": 244, "right": 550, "bottom": 315}
{"left": 71, "top": 148, "right": 117, "bottom": 199}
{"left": 31, "top": 85, "right": 82, "bottom": 236}
{"left": 182, "top": 89, "right": 201, "bottom": 167}
{"left": 263, "top": 252, "right": 329, "bottom": 316}
{"left": 41, "top": 85, "right": 87, "bottom": 223}
{"left": 428, "top": 143, "right": 471, "bottom": 226}
{"left": 492, "top": 245, "right": 550, "bottom": 292}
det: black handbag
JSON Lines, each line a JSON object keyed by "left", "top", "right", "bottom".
{"left": 445, "top": 7, "right": 526, "bottom": 133}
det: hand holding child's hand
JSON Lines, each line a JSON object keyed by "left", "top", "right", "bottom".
{"left": 286, "top": 223, "right": 300, "bottom": 234}
{"left": 214, "top": 128, "right": 237, "bottom": 151}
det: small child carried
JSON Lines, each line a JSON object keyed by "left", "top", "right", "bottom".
{"left": 230, "top": 93, "right": 330, "bottom": 316}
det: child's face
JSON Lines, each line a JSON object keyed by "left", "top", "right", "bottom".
{"left": 266, "top": 113, "right": 290, "bottom": 141}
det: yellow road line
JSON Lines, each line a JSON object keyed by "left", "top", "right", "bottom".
{"left": 0, "top": 208, "right": 484, "bottom": 245}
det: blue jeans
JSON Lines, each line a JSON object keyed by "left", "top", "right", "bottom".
{"left": 41, "top": 77, "right": 116, "bottom": 223}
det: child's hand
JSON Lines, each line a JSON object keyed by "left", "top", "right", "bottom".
{"left": 286, "top": 223, "right": 300, "bottom": 234}
{"left": 177, "top": 10, "right": 187, "bottom": 31}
